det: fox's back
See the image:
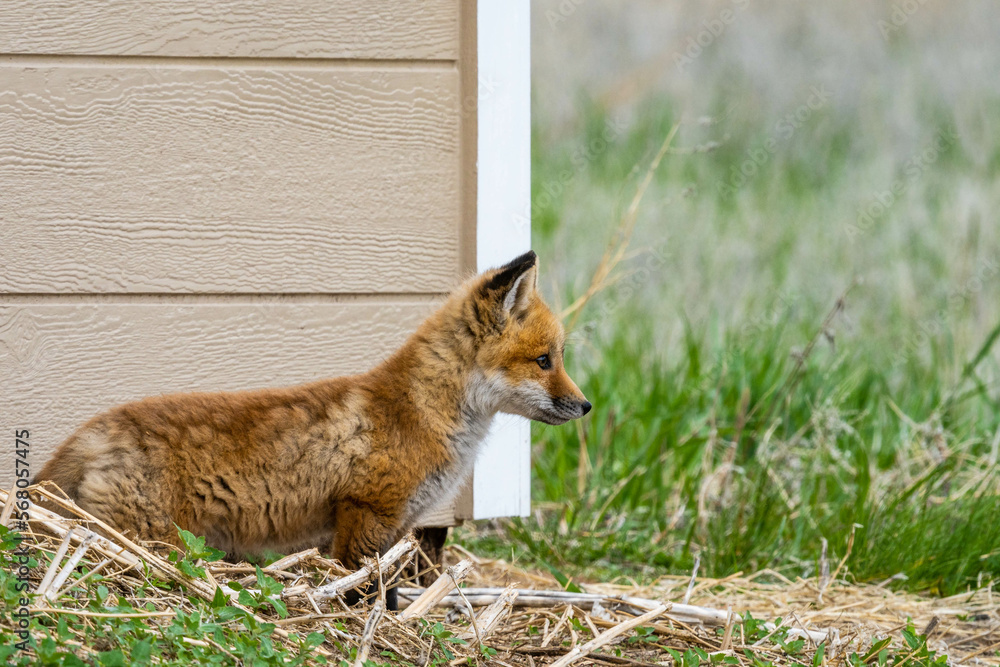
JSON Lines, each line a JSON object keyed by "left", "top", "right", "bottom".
{"left": 34, "top": 378, "right": 372, "bottom": 551}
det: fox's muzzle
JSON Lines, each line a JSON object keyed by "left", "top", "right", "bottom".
{"left": 544, "top": 395, "right": 592, "bottom": 424}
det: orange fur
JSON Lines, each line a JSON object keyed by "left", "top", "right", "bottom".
{"left": 34, "top": 251, "right": 589, "bottom": 605}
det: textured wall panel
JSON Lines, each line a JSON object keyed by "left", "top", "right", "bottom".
{"left": 0, "top": 66, "right": 460, "bottom": 293}
{"left": 0, "top": 0, "right": 458, "bottom": 60}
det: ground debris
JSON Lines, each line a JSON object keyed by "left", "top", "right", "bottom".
{"left": 2, "top": 485, "right": 997, "bottom": 666}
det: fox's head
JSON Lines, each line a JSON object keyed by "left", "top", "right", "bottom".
{"left": 456, "top": 251, "right": 591, "bottom": 425}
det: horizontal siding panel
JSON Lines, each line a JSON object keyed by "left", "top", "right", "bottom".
{"left": 0, "top": 66, "right": 460, "bottom": 293}
{"left": 0, "top": 300, "right": 440, "bottom": 489}
{"left": 0, "top": 1, "right": 458, "bottom": 60}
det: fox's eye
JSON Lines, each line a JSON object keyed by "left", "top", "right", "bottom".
{"left": 535, "top": 354, "right": 552, "bottom": 370}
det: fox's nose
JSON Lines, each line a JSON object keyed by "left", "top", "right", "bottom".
{"left": 580, "top": 401, "right": 592, "bottom": 415}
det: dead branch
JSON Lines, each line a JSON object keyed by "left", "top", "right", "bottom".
{"left": 549, "top": 603, "right": 668, "bottom": 667}
{"left": 353, "top": 599, "right": 385, "bottom": 667}
{"left": 459, "top": 583, "right": 518, "bottom": 641}
{"left": 398, "top": 558, "right": 474, "bottom": 622}
{"left": 307, "top": 537, "right": 417, "bottom": 602}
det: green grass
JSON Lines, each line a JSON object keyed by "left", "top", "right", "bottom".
{"left": 457, "top": 309, "right": 1000, "bottom": 593}
{"left": 456, "top": 60, "right": 1000, "bottom": 595}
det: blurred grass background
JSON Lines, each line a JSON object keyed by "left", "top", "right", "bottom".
{"left": 455, "top": 0, "right": 1000, "bottom": 595}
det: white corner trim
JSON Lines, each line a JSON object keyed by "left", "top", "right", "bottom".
{"left": 471, "top": 0, "right": 531, "bottom": 520}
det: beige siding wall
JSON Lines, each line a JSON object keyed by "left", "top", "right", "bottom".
{"left": 1, "top": 67, "right": 460, "bottom": 293}
{"left": 0, "top": 1, "right": 459, "bottom": 59}
{"left": 0, "top": 2, "right": 478, "bottom": 525}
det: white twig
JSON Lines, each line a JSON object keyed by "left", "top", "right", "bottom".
{"left": 353, "top": 599, "right": 385, "bottom": 667}
{"left": 684, "top": 555, "right": 701, "bottom": 604}
{"left": 0, "top": 484, "right": 18, "bottom": 527}
{"left": 36, "top": 528, "right": 78, "bottom": 599}
{"left": 549, "top": 604, "right": 668, "bottom": 667}
{"left": 459, "top": 584, "right": 518, "bottom": 641}
{"left": 452, "top": 578, "right": 482, "bottom": 646}
{"left": 17, "top": 490, "right": 139, "bottom": 571}
{"left": 398, "top": 558, "right": 474, "bottom": 622}
{"left": 818, "top": 537, "right": 830, "bottom": 602}
{"left": 46, "top": 533, "right": 97, "bottom": 602}
{"left": 308, "top": 538, "right": 417, "bottom": 602}
{"left": 397, "top": 587, "right": 837, "bottom": 643}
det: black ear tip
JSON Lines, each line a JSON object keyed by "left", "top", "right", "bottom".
{"left": 480, "top": 250, "right": 539, "bottom": 294}
{"left": 502, "top": 250, "right": 537, "bottom": 272}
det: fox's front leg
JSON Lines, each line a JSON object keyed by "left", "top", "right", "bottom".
{"left": 333, "top": 501, "right": 403, "bottom": 611}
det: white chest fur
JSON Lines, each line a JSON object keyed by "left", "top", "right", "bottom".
{"left": 404, "top": 412, "right": 493, "bottom": 526}
{"left": 404, "top": 370, "right": 505, "bottom": 526}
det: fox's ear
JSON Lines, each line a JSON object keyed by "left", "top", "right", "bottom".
{"left": 503, "top": 263, "right": 537, "bottom": 318}
{"left": 480, "top": 250, "right": 538, "bottom": 324}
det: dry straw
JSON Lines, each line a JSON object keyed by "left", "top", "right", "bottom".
{"left": 2, "top": 484, "right": 997, "bottom": 665}
{"left": 559, "top": 124, "right": 680, "bottom": 332}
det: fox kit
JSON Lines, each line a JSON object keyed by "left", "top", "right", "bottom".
{"left": 34, "top": 251, "right": 590, "bottom": 609}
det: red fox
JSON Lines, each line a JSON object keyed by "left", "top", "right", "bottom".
{"left": 34, "top": 251, "right": 590, "bottom": 609}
